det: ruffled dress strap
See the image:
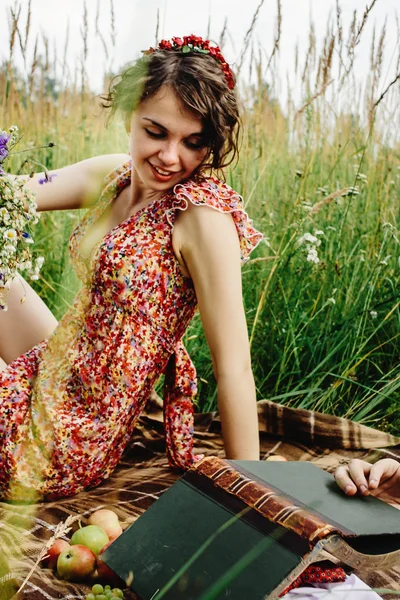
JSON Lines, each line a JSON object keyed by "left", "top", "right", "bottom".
{"left": 167, "top": 176, "right": 263, "bottom": 263}
{"left": 163, "top": 340, "right": 204, "bottom": 469}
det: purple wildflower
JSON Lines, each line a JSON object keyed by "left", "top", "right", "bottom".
{"left": 0, "top": 132, "right": 10, "bottom": 167}
{"left": 0, "top": 131, "right": 10, "bottom": 147}
{"left": 38, "top": 172, "right": 58, "bottom": 185}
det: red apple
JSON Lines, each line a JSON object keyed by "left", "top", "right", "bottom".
{"left": 42, "top": 539, "right": 71, "bottom": 570}
{"left": 96, "top": 541, "right": 125, "bottom": 587}
{"left": 87, "top": 509, "right": 123, "bottom": 541}
{"left": 57, "top": 545, "right": 96, "bottom": 582}
{"left": 70, "top": 525, "right": 109, "bottom": 556}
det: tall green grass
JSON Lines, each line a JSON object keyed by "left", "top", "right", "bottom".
{"left": 1, "top": 0, "right": 399, "bottom": 433}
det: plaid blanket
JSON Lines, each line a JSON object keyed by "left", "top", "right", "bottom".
{"left": 1, "top": 395, "right": 399, "bottom": 600}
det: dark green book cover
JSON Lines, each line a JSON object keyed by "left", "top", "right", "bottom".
{"left": 102, "top": 461, "right": 400, "bottom": 599}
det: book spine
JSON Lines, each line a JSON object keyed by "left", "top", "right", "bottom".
{"left": 194, "top": 456, "right": 337, "bottom": 546}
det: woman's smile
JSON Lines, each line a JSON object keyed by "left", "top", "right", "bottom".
{"left": 148, "top": 161, "right": 181, "bottom": 182}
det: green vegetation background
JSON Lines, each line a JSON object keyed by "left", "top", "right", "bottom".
{"left": 1, "top": 2, "right": 399, "bottom": 434}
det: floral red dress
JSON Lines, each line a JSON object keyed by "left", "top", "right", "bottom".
{"left": 0, "top": 161, "right": 263, "bottom": 501}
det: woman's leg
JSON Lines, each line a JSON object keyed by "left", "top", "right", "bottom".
{"left": 0, "top": 275, "right": 58, "bottom": 364}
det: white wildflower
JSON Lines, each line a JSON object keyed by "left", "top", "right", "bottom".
{"left": 326, "top": 297, "right": 336, "bottom": 305}
{"left": 379, "top": 255, "right": 391, "bottom": 266}
{"left": 326, "top": 226, "right": 336, "bottom": 232}
{"left": 342, "top": 186, "right": 360, "bottom": 197}
{"left": 3, "top": 244, "right": 16, "bottom": 255}
{"left": 19, "top": 260, "right": 32, "bottom": 271}
{"left": 306, "top": 247, "right": 320, "bottom": 264}
{"left": 0, "top": 207, "right": 10, "bottom": 223}
{"left": 314, "top": 230, "right": 324, "bottom": 237}
{"left": 298, "top": 233, "right": 320, "bottom": 246}
{"left": 3, "top": 228, "right": 17, "bottom": 242}
{"left": 356, "top": 173, "right": 368, "bottom": 183}
{"left": 35, "top": 256, "right": 44, "bottom": 268}
{"left": 316, "top": 186, "right": 329, "bottom": 195}
{"left": 370, "top": 310, "right": 378, "bottom": 319}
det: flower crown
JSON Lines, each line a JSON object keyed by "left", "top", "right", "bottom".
{"left": 143, "top": 35, "right": 235, "bottom": 90}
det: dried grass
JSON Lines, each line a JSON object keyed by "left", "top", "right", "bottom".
{"left": 236, "top": 0, "right": 266, "bottom": 75}
{"left": 16, "top": 514, "right": 80, "bottom": 594}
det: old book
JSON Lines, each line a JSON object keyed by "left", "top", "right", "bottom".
{"left": 103, "top": 458, "right": 400, "bottom": 599}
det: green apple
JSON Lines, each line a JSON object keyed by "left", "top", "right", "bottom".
{"left": 70, "top": 525, "right": 109, "bottom": 556}
{"left": 57, "top": 544, "right": 96, "bottom": 581}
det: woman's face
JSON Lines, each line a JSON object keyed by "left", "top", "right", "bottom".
{"left": 127, "top": 86, "right": 209, "bottom": 194}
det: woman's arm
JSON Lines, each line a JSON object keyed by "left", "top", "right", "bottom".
{"left": 177, "top": 202, "right": 260, "bottom": 460}
{"left": 335, "top": 458, "right": 400, "bottom": 508}
{"left": 13, "top": 153, "right": 130, "bottom": 211}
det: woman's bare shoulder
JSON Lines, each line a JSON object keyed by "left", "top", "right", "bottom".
{"left": 25, "top": 153, "right": 130, "bottom": 212}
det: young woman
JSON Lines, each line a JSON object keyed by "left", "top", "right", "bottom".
{"left": 0, "top": 36, "right": 263, "bottom": 501}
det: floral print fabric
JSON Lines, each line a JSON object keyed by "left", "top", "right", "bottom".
{"left": 0, "top": 161, "right": 263, "bottom": 500}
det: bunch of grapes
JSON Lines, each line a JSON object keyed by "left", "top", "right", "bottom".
{"left": 86, "top": 584, "right": 124, "bottom": 600}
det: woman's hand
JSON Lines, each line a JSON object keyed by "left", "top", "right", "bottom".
{"left": 335, "top": 458, "right": 400, "bottom": 507}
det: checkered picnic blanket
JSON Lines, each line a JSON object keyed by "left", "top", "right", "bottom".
{"left": 1, "top": 395, "right": 399, "bottom": 600}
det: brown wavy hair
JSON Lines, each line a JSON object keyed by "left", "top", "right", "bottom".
{"left": 99, "top": 49, "right": 241, "bottom": 176}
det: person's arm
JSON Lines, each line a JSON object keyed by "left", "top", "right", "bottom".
{"left": 178, "top": 202, "right": 260, "bottom": 460}
{"left": 335, "top": 458, "right": 400, "bottom": 508}
{"left": 11, "top": 153, "right": 130, "bottom": 211}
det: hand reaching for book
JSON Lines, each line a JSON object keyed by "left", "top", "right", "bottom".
{"left": 335, "top": 458, "right": 400, "bottom": 508}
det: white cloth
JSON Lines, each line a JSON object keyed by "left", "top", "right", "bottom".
{"left": 283, "top": 574, "right": 383, "bottom": 600}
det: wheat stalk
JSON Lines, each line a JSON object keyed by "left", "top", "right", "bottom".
{"left": 309, "top": 188, "right": 353, "bottom": 215}
{"left": 95, "top": 0, "right": 109, "bottom": 62}
{"left": 110, "top": 0, "right": 116, "bottom": 48}
{"left": 28, "top": 34, "right": 38, "bottom": 98}
{"left": 219, "top": 16, "right": 228, "bottom": 49}
{"left": 16, "top": 514, "right": 80, "bottom": 595}
{"left": 295, "top": 79, "right": 333, "bottom": 117}
{"left": 373, "top": 71, "right": 400, "bottom": 110}
{"left": 236, "top": 0, "right": 266, "bottom": 75}
{"left": 264, "top": 0, "right": 282, "bottom": 76}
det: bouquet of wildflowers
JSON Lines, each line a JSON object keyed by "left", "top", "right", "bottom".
{"left": 0, "top": 126, "right": 43, "bottom": 310}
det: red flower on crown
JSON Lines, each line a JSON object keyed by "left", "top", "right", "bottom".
{"left": 143, "top": 35, "right": 235, "bottom": 90}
